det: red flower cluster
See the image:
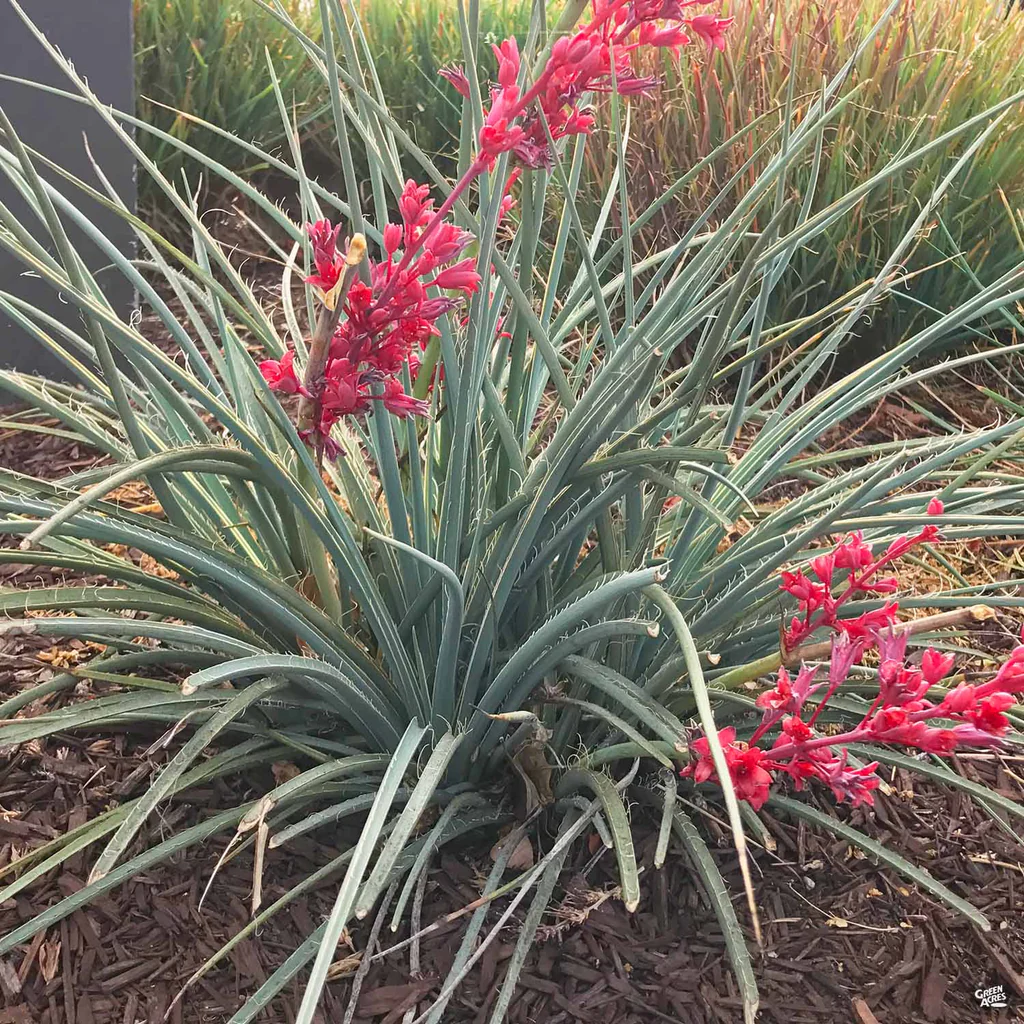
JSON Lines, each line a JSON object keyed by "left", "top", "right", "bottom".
{"left": 682, "top": 506, "right": 1024, "bottom": 811}
{"left": 305, "top": 219, "right": 346, "bottom": 296}
{"left": 780, "top": 497, "right": 944, "bottom": 651}
{"left": 259, "top": 182, "right": 480, "bottom": 455}
{"left": 441, "top": 0, "right": 732, "bottom": 169}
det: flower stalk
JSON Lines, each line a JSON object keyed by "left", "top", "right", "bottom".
{"left": 711, "top": 603, "right": 997, "bottom": 693}
{"left": 682, "top": 511, "right": 1024, "bottom": 812}
{"left": 297, "top": 234, "right": 367, "bottom": 458}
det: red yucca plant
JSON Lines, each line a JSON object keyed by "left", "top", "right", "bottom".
{"left": 0, "top": 0, "right": 1022, "bottom": 1021}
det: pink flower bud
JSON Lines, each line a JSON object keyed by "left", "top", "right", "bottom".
{"left": 431, "top": 258, "right": 481, "bottom": 295}
{"left": 921, "top": 648, "right": 955, "bottom": 686}
{"left": 687, "top": 13, "right": 733, "bottom": 52}
{"left": 259, "top": 351, "right": 304, "bottom": 395}
{"left": 492, "top": 37, "right": 520, "bottom": 89}
{"left": 383, "top": 223, "right": 403, "bottom": 255}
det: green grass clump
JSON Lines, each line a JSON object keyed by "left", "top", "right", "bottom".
{"left": 134, "top": 0, "right": 1024, "bottom": 337}
{"left": 599, "top": 0, "right": 1024, "bottom": 337}
{"left": 4, "top": 1, "right": 1024, "bottom": 1021}
{"left": 134, "top": 0, "right": 326, "bottom": 212}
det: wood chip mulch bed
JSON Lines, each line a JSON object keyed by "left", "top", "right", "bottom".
{"left": 0, "top": 690, "right": 1021, "bottom": 1024}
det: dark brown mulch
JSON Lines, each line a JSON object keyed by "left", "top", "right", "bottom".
{"left": 0, "top": 419, "right": 109, "bottom": 484}
{"left": 1, "top": 612, "right": 1022, "bottom": 1024}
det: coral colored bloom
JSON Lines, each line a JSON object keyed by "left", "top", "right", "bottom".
{"left": 835, "top": 603, "right": 900, "bottom": 644}
{"left": 780, "top": 569, "right": 826, "bottom": 610}
{"left": 305, "top": 219, "right": 345, "bottom": 293}
{"left": 754, "top": 666, "right": 820, "bottom": 742}
{"left": 916, "top": 728, "right": 958, "bottom": 754}
{"left": 447, "top": 0, "right": 731, "bottom": 171}
{"left": 259, "top": 351, "right": 304, "bottom": 395}
{"left": 920, "top": 648, "right": 955, "bottom": 686}
{"left": 756, "top": 670, "right": 797, "bottom": 713}
{"left": 869, "top": 706, "right": 926, "bottom": 745}
{"left": 260, "top": 180, "right": 476, "bottom": 454}
{"left": 951, "top": 723, "right": 1005, "bottom": 748}
{"left": 688, "top": 13, "right": 734, "bottom": 51}
{"left": 966, "top": 692, "right": 1014, "bottom": 735}
{"left": 380, "top": 377, "right": 430, "bottom": 419}
{"left": 430, "top": 258, "right": 482, "bottom": 295}
{"left": 684, "top": 726, "right": 736, "bottom": 784}
{"left": 818, "top": 754, "right": 880, "bottom": 808}
{"left": 780, "top": 715, "right": 813, "bottom": 744}
{"left": 979, "top": 646, "right": 1024, "bottom": 697}
{"left": 941, "top": 682, "right": 977, "bottom": 716}
{"left": 927, "top": 497, "right": 945, "bottom": 515}
{"left": 727, "top": 745, "right": 774, "bottom": 810}
{"left": 438, "top": 64, "right": 471, "bottom": 98}
{"left": 810, "top": 552, "right": 836, "bottom": 583}
{"left": 383, "top": 223, "right": 403, "bottom": 256}
{"left": 686, "top": 515, "right": 1024, "bottom": 815}
{"left": 682, "top": 727, "right": 775, "bottom": 810}
{"left": 833, "top": 531, "right": 874, "bottom": 570}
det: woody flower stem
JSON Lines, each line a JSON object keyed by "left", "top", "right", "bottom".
{"left": 294, "top": 236, "right": 366, "bottom": 622}
{"left": 297, "top": 234, "right": 368, "bottom": 449}
{"left": 710, "top": 604, "right": 995, "bottom": 693}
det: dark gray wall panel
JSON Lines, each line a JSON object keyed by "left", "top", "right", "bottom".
{"left": 0, "top": 1, "right": 135, "bottom": 378}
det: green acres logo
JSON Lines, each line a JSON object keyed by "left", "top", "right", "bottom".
{"left": 974, "top": 983, "right": 1009, "bottom": 1010}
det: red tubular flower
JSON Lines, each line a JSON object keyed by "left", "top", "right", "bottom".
{"left": 810, "top": 552, "right": 835, "bottom": 583}
{"left": 383, "top": 223, "right": 403, "bottom": 256}
{"left": 951, "top": 723, "right": 1006, "bottom": 748}
{"left": 868, "top": 706, "right": 916, "bottom": 742}
{"left": 429, "top": 258, "right": 482, "bottom": 295}
{"left": 305, "top": 219, "right": 345, "bottom": 293}
{"left": 687, "top": 504, "right": 1023, "bottom": 815}
{"left": 835, "top": 603, "right": 900, "bottom": 643}
{"left": 259, "top": 351, "right": 304, "bottom": 395}
{"left": 380, "top": 378, "right": 431, "bottom": 419}
{"left": 833, "top": 531, "right": 874, "bottom": 570}
{"left": 687, "top": 13, "right": 733, "bottom": 51}
{"left": 493, "top": 37, "right": 521, "bottom": 87}
{"left": 965, "top": 692, "right": 1014, "bottom": 735}
{"left": 260, "top": 179, "right": 478, "bottom": 455}
{"left": 755, "top": 669, "right": 797, "bottom": 713}
{"left": 681, "top": 727, "right": 776, "bottom": 811}
{"left": 940, "top": 681, "right": 977, "bottom": 716}
{"left": 320, "top": 359, "right": 371, "bottom": 421}
{"left": 916, "top": 728, "right": 958, "bottom": 754}
{"left": 817, "top": 754, "right": 880, "bottom": 808}
{"left": 682, "top": 727, "right": 734, "bottom": 784}
{"left": 448, "top": 0, "right": 731, "bottom": 172}
{"left": 754, "top": 665, "right": 820, "bottom": 742}
{"left": 639, "top": 23, "right": 690, "bottom": 48}
{"left": 727, "top": 745, "right": 774, "bottom": 810}
{"left": 978, "top": 646, "right": 1024, "bottom": 697}
{"left": 438, "top": 64, "right": 471, "bottom": 98}
{"left": 780, "top": 569, "right": 827, "bottom": 610}
{"left": 921, "top": 648, "right": 955, "bottom": 686}
{"left": 780, "top": 714, "right": 813, "bottom": 743}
